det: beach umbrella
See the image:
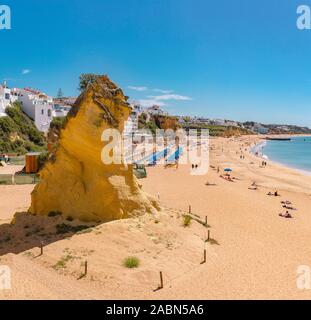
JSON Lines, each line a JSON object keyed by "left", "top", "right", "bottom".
{"left": 224, "top": 168, "right": 232, "bottom": 172}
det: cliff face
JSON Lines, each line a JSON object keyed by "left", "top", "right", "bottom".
{"left": 154, "top": 115, "right": 180, "bottom": 131}
{"left": 30, "top": 75, "right": 157, "bottom": 222}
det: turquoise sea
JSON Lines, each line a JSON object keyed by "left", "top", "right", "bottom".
{"left": 256, "top": 136, "right": 311, "bottom": 173}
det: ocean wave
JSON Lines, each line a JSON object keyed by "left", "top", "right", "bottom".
{"left": 250, "top": 141, "right": 267, "bottom": 155}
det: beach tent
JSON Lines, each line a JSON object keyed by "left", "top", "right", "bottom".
{"left": 224, "top": 168, "right": 232, "bottom": 172}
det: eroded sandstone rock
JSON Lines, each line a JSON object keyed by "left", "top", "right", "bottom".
{"left": 30, "top": 75, "right": 157, "bottom": 222}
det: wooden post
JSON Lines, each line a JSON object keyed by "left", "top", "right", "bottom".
{"left": 207, "top": 230, "right": 210, "bottom": 242}
{"left": 40, "top": 242, "right": 43, "bottom": 256}
{"left": 77, "top": 260, "right": 88, "bottom": 280}
{"left": 205, "top": 216, "right": 208, "bottom": 226}
{"left": 189, "top": 205, "right": 192, "bottom": 214}
{"left": 201, "top": 249, "right": 207, "bottom": 264}
{"left": 84, "top": 261, "right": 88, "bottom": 276}
{"left": 153, "top": 271, "right": 164, "bottom": 292}
{"left": 159, "top": 271, "right": 163, "bottom": 289}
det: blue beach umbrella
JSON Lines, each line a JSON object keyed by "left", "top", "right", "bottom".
{"left": 224, "top": 168, "right": 232, "bottom": 172}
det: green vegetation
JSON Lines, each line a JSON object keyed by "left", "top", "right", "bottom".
{"left": 183, "top": 215, "right": 192, "bottom": 227}
{"left": 50, "top": 117, "right": 66, "bottom": 132}
{"left": 57, "top": 88, "right": 63, "bottom": 99}
{"left": 144, "top": 121, "right": 159, "bottom": 135}
{"left": 79, "top": 73, "right": 100, "bottom": 92}
{"left": 123, "top": 256, "right": 140, "bottom": 269}
{"left": 48, "top": 211, "right": 62, "bottom": 217}
{"left": 181, "top": 123, "right": 253, "bottom": 137}
{"left": 0, "top": 235, "right": 11, "bottom": 243}
{"left": 53, "top": 254, "right": 75, "bottom": 270}
{"left": 0, "top": 102, "right": 46, "bottom": 154}
{"left": 138, "top": 113, "right": 159, "bottom": 134}
{"left": 55, "top": 223, "right": 92, "bottom": 235}
{"left": 138, "top": 113, "right": 149, "bottom": 129}
{"left": 138, "top": 113, "right": 178, "bottom": 134}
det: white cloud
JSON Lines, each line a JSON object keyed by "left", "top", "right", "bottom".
{"left": 148, "top": 94, "right": 192, "bottom": 101}
{"left": 22, "top": 69, "right": 31, "bottom": 75}
{"left": 137, "top": 99, "right": 166, "bottom": 108}
{"left": 128, "top": 86, "right": 148, "bottom": 91}
{"left": 153, "top": 88, "right": 174, "bottom": 94}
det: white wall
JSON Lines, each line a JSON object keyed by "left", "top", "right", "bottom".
{"left": 0, "top": 86, "right": 12, "bottom": 111}
{"left": 34, "top": 104, "right": 53, "bottom": 132}
{"left": 17, "top": 89, "right": 53, "bottom": 132}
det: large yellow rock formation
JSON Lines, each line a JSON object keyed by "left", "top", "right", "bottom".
{"left": 30, "top": 75, "right": 157, "bottom": 222}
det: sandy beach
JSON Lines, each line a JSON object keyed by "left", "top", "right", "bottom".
{"left": 1, "top": 135, "right": 311, "bottom": 299}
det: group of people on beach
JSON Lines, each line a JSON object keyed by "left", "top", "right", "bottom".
{"left": 279, "top": 200, "right": 297, "bottom": 219}
{"left": 267, "top": 191, "right": 297, "bottom": 219}
{"left": 220, "top": 174, "right": 235, "bottom": 182}
{"left": 266, "top": 191, "right": 295, "bottom": 218}
{"left": 267, "top": 191, "right": 279, "bottom": 197}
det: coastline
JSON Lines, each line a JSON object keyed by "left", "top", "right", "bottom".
{"left": 141, "top": 135, "right": 311, "bottom": 299}
{"left": 251, "top": 135, "right": 311, "bottom": 177}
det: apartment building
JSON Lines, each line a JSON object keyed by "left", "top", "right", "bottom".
{"left": 0, "top": 82, "right": 18, "bottom": 116}
{"left": 16, "top": 88, "right": 53, "bottom": 132}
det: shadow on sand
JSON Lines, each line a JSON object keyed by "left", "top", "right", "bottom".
{"left": 0, "top": 212, "right": 98, "bottom": 256}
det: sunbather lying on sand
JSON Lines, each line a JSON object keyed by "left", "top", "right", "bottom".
{"left": 220, "top": 175, "right": 234, "bottom": 182}
{"left": 283, "top": 205, "right": 297, "bottom": 210}
{"left": 281, "top": 201, "right": 292, "bottom": 205}
{"left": 279, "top": 212, "right": 293, "bottom": 219}
{"left": 205, "top": 181, "right": 216, "bottom": 186}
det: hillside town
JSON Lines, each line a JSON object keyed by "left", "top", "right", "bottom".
{"left": 0, "top": 82, "right": 71, "bottom": 133}
{"left": 1, "top": 81, "right": 311, "bottom": 137}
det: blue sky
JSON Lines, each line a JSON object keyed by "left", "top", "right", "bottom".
{"left": 1, "top": 0, "right": 311, "bottom": 126}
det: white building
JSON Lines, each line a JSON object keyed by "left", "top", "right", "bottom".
{"left": 253, "top": 123, "right": 269, "bottom": 134}
{"left": 0, "top": 82, "right": 18, "bottom": 117}
{"left": 52, "top": 103, "right": 71, "bottom": 118}
{"left": 211, "top": 119, "right": 226, "bottom": 126}
{"left": 146, "top": 105, "right": 168, "bottom": 116}
{"left": 124, "top": 106, "right": 139, "bottom": 136}
{"left": 16, "top": 88, "right": 53, "bottom": 132}
{"left": 224, "top": 120, "right": 238, "bottom": 127}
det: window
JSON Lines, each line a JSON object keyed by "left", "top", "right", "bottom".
{"left": 4, "top": 93, "right": 10, "bottom": 100}
{"left": 41, "top": 110, "right": 44, "bottom": 115}
{"left": 48, "top": 109, "right": 51, "bottom": 117}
